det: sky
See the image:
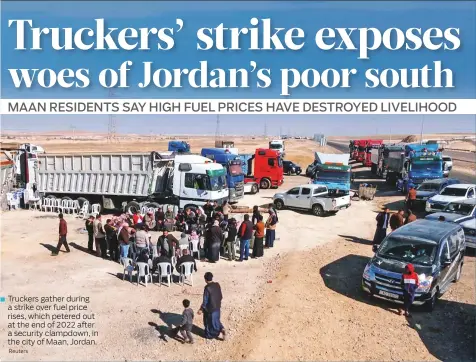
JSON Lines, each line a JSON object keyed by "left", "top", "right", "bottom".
{"left": 1, "top": 1, "right": 475, "bottom": 99}
{"left": 1, "top": 114, "right": 475, "bottom": 136}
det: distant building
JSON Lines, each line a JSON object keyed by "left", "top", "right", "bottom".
{"left": 314, "top": 134, "right": 327, "bottom": 146}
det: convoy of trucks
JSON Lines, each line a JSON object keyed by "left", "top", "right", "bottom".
{"left": 200, "top": 148, "right": 245, "bottom": 202}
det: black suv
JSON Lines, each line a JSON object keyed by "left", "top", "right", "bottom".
{"left": 362, "top": 219, "right": 465, "bottom": 311}
{"left": 283, "top": 160, "right": 302, "bottom": 175}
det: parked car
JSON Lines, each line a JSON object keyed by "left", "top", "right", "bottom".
{"left": 362, "top": 219, "right": 466, "bottom": 311}
{"left": 283, "top": 160, "right": 302, "bottom": 175}
{"left": 426, "top": 184, "right": 476, "bottom": 213}
{"left": 425, "top": 199, "right": 476, "bottom": 248}
{"left": 413, "top": 178, "right": 460, "bottom": 210}
{"left": 273, "top": 184, "right": 350, "bottom": 216}
{"left": 442, "top": 156, "right": 453, "bottom": 177}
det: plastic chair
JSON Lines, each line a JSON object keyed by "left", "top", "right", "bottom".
{"left": 140, "top": 206, "right": 148, "bottom": 215}
{"left": 136, "top": 262, "right": 152, "bottom": 287}
{"left": 190, "top": 239, "right": 200, "bottom": 259}
{"left": 171, "top": 255, "right": 177, "bottom": 267}
{"left": 157, "top": 262, "right": 172, "bottom": 287}
{"left": 54, "top": 199, "right": 63, "bottom": 213}
{"left": 77, "top": 202, "right": 89, "bottom": 219}
{"left": 70, "top": 200, "right": 80, "bottom": 214}
{"left": 41, "top": 198, "right": 50, "bottom": 212}
{"left": 91, "top": 204, "right": 101, "bottom": 216}
{"left": 179, "top": 244, "right": 189, "bottom": 253}
{"left": 179, "top": 262, "right": 194, "bottom": 286}
{"left": 120, "top": 257, "right": 134, "bottom": 282}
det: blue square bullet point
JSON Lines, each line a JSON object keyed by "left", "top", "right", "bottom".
{"left": 0, "top": 297, "right": 5, "bottom": 303}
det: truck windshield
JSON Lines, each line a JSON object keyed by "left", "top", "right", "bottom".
{"left": 315, "top": 171, "right": 350, "bottom": 181}
{"left": 209, "top": 175, "right": 227, "bottom": 191}
{"left": 270, "top": 144, "right": 282, "bottom": 150}
{"left": 378, "top": 236, "right": 437, "bottom": 266}
{"left": 443, "top": 203, "right": 474, "bottom": 215}
{"left": 417, "top": 183, "right": 439, "bottom": 192}
{"left": 228, "top": 164, "right": 243, "bottom": 176}
{"left": 410, "top": 162, "right": 440, "bottom": 171}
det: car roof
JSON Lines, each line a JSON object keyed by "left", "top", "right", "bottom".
{"left": 390, "top": 219, "right": 461, "bottom": 243}
{"left": 445, "top": 184, "right": 476, "bottom": 189}
{"left": 448, "top": 198, "right": 476, "bottom": 206}
{"left": 422, "top": 178, "right": 458, "bottom": 185}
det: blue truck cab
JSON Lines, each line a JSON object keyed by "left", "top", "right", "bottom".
{"left": 200, "top": 148, "right": 244, "bottom": 202}
{"left": 392, "top": 144, "right": 443, "bottom": 193}
{"left": 168, "top": 140, "right": 191, "bottom": 153}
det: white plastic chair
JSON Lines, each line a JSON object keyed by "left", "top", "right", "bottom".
{"left": 91, "top": 204, "right": 101, "bottom": 216}
{"left": 61, "top": 199, "right": 69, "bottom": 214}
{"left": 136, "top": 262, "right": 152, "bottom": 286}
{"left": 54, "top": 199, "right": 63, "bottom": 213}
{"left": 190, "top": 239, "right": 200, "bottom": 259}
{"left": 157, "top": 262, "right": 172, "bottom": 287}
{"left": 70, "top": 200, "right": 80, "bottom": 214}
{"left": 171, "top": 255, "right": 177, "bottom": 267}
{"left": 140, "top": 206, "right": 148, "bottom": 215}
{"left": 77, "top": 202, "right": 89, "bottom": 219}
{"left": 179, "top": 244, "right": 189, "bottom": 254}
{"left": 41, "top": 198, "right": 50, "bottom": 212}
{"left": 147, "top": 207, "right": 156, "bottom": 215}
{"left": 120, "top": 257, "right": 134, "bottom": 282}
{"left": 179, "top": 262, "right": 194, "bottom": 286}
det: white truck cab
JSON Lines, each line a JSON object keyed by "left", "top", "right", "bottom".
{"left": 269, "top": 140, "right": 285, "bottom": 156}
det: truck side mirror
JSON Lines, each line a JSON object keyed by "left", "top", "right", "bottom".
{"left": 178, "top": 163, "right": 192, "bottom": 172}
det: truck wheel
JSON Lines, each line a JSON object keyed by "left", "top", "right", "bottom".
{"left": 46, "top": 195, "right": 56, "bottom": 199}
{"left": 296, "top": 170, "right": 302, "bottom": 175}
{"left": 260, "top": 178, "right": 271, "bottom": 189}
{"left": 77, "top": 197, "right": 88, "bottom": 208}
{"left": 274, "top": 199, "right": 285, "bottom": 210}
{"left": 312, "top": 204, "right": 324, "bottom": 216}
{"left": 251, "top": 184, "right": 259, "bottom": 194}
{"left": 61, "top": 196, "right": 72, "bottom": 201}
{"left": 125, "top": 201, "right": 141, "bottom": 215}
{"left": 145, "top": 202, "right": 160, "bottom": 210}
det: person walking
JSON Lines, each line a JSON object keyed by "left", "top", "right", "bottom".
{"left": 52, "top": 213, "right": 70, "bottom": 256}
{"left": 93, "top": 214, "right": 107, "bottom": 258}
{"left": 265, "top": 209, "right": 278, "bottom": 248}
{"left": 238, "top": 214, "right": 253, "bottom": 261}
{"left": 198, "top": 272, "right": 226, "bottom": 340}
{"left": 172, "top": 299, "right": 195, "bottom": 344}
{"left": 400, "top": 263, "right": 419, "bottom": 317}
{"left": 406, "top": 186, "right": 417, "bottom": 211}
{"left": 85, "top": 215, "right": 94, "bottom": 253}
{"left": 404, "top": 209, "right": 417, "bottom": 224}
{"left": 252, "top": 215, "right": 265, "bottom": 258}
{"left": 373, "top": 207, "right": 390, "bottom": 247}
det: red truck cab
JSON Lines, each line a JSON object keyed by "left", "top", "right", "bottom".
{"left": 355, "top": 140, "right": 368, "bottom": 162}
{"left": 363, "top": 139, "right": 383, "bottom": 167}
{"left": 244, "top": 148, "right": 284, "bottom": 189}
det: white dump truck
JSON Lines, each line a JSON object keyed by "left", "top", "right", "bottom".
{"left": 18, "top": 149, "right": 229, "bottom": 213}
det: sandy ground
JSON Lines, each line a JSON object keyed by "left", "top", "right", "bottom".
{"left": 1, "top": 138, "right": 475, "bottom": 361}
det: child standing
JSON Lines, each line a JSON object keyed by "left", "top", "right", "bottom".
{"left": 400, "top": 263, "right": 419, "bottom": 317}
{"left": 174, "top": 299, "right": 195, "bottom": 344}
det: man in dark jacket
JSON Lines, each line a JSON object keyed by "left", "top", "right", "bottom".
{"left": 225, "top": 218, "right": 238, "bottom": 261}
{"left": 238, "top": 214, "right": 253, "bottom": 261}
{"left": 373, "top": 207, "right": 390, "bottom": 247}
{"left": 104, "top": 219, "right": 118, "bottom": 262}
{"left": 158, "top": 230, "right": 178, "bottom": 258}
{"left": 207, "top": 220, "right": 223, "bottom": 262}
{"left": 198, "top": 272, "right": 226, "bottom": 340}
{"left": 203, "top": 200, "right": 214, "bottom": 221}
{"left": 52, "top": 213, "right": 70, "bottom": 256}
{"left": 176, "top": 249, "right": 198, "bottom": 273}
{"left": 85, "top": 215, "right": 94, "bottom": 253}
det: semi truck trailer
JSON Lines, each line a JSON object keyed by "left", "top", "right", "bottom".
{"left": 25, "top": 150, "right": 228, "bottom": 213}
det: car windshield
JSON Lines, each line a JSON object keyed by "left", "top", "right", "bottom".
{"left": 417, "top": 183, "right": 439, "bottom": 192}
{"left": 378, "top": 236, "right": 437, "bottom": 266}
{"left": 441, "top": 187, "right": 467, "bottom": 196}
{"left": 443, "top": 203, "right": 474, "bottom": 215}
{"left": 270, "top": 144, "right": 282, "bottom": 149}
{"left": 208, "top": 175, "right": 227, "bottom": 191}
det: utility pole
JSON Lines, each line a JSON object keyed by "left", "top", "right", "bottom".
{"left": 420, "top": 115, "right": 425, "bottom": 145}
{"left": 70, "top": 125, "right": 76, "bottom": 141}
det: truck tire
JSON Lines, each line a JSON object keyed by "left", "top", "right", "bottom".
{"left": 46, "top": 195, "right": 56, "bottom": 199}
{"left": 274, "top": 199, "right": 285, "bottom": 210}
{"left": 295, "top": 170, "right": 302, "bottom": 175}
{"left": 61, "top": 196, "right": 72, "bottom": 201}
{"left": 370, "top": 164, "right": 377, "bottom": 174}
{"left": 312, "top": 204, "right": 324, "bottom": 216}
{"left": 145, "top": 202, "right": 160, "bottom": 209}
{"left": 125, "top": 201, "right": 141, "bottom": 215}
{"left": 77, "top": 197, "right": 88, "bottom": 208}
{"left": 424, "top": 290, "right": 438, "bottom": 312}
{"left": 260, "top": 178, "right": 271, "bottom": 189}
{"left": 251, "top": 184, "right": 259, "bottom": 194}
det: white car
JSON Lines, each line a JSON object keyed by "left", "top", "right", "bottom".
{"left": 426, "top": 183, "right": 476, "bottom": 213}
{"left": 273, "top": 184, "right": 350, "bottom": 216}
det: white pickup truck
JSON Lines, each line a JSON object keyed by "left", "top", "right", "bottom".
{"left": 272, "top": 184, "right": 351, "bottom": 216}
